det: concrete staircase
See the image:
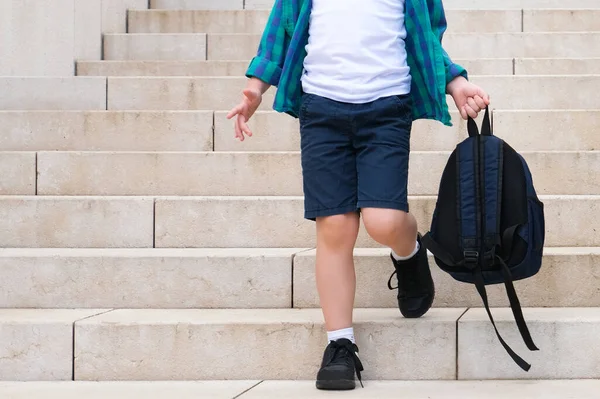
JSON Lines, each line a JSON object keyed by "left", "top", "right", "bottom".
{"left": 1, "top": 0, "right": 600, "bottom": 397}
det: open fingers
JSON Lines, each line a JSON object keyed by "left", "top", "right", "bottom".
{"left": 234, "top": 114, "right": 244, "bottom": 141}
{"left": 239, "top": 114, "right": 253, "bottom": 137}
{"left": 227, "top": 104, "right": 242, "bottom": 120}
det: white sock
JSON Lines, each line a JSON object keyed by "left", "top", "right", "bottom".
{"left": 327, "top": 327, "right": 355, "bottom": 344}
{"left": 392, "top": 241, "right": 420, "bottom": 261}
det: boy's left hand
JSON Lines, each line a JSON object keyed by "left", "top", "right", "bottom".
{"left": 447, "top": 76, "right": 490, "bottom": 120}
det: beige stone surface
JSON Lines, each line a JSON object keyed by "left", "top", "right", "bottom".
{"left": 454, "top": 58, "right": 513, "bottom": 75}
{"left": 0, "top": 78, "right": 106, "bottom": 111}
{"left": 74, "top": 308, "right": 463, "bottom": 380}
{"left": 0, "top": 0, "right": 75, "bottom": 76}
{"left": 104, "top": 34, "right": 207, "bottom": 61}
{"left": 207, "top": 34, "right": 261, "bottom": 60}
{"left": 0, "top": 197, "right": 153, "bottom": 248}
{"left": 77, "top": 60, "right": 249, "bottom": 76}
{"left": 74, "top": 0, "right": 102, "bottom": 61}
{"left": 214, "top": 111, "right": 301, "bottom": 151}
{"left": 0, "top": 248, "right": 303, "bottom": 308}
{"left": 524, "top": 10, "right": 600, "bottom": 32}
{"left": 129, "top": 10, "right": 269, "bottom": 34}
{"left": 0, "top": 381, "right": 259, "bottom": 398}
{"left": 515, "top": 58, "right": 600, "bottom": 75}
{"left": 493, "top": 110, "right": 600, "bottom": 151}
{"left": 35, "top": 151, "right": 600, "bottom": 196}
{"left": 0, "top": 152, "right": 35, "bottom": 195}
{"left": 445, "top": 10, "right": 522, "bottom": 33}
{"left": 458, "top": 308, "right": 600, "bottom": 379}
{"left": 101, "top": 0, "right": 149, "bottom": 33}
{"left": 245, "top": 0, "right": 600, "bottom": 9}
{"left": 444, "top": 33, "right": 600, "bottom": 59}
{"left": 468, "top": 75, "right": 600, "bottom": 110}
{"left": 37, "top": 152, "right": 302, "bottom": 196}
{"left": 151, "top": 0, "right": 244, "bottom": 9}
{"left": 107, "top": 77, "right": 273, "bottom": 110}
{"left": 0, "top": 309, "right": 107, "bottom": 381}
{"left": 241, "top": 380, "right": 600, "bottom": 399}
{"left": 0, "top": 111, "right": 212, "bottom": 151}
{"left": 155, "top": 195, "right": 600, "bottom": 248}
{"left": 294, "top": 248, "right": 600, "bottom": 308}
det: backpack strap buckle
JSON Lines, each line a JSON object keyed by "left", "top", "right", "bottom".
{"left": 463, "top": 251, "right": 479, "bottom": 270}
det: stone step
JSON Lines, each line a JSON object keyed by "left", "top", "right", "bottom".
{"left": 245, "top": 0, "right": 600, "bottom": 9}
{"left": 78, "top": 58, "right": 515, "bottom": 76}
{"left": 523, "top": 10, "right": 600, "bottom": 32}
{"left": 73, "top": 308, "right": 600, "bottom": 380}
{"left": 1, "top": 110, "right": 597, "bottom": 153}
{"left": 0, "top": 248, "right": 302, "bottom": 308}
{"left": 106, "top": 75, "right": 600, "bottom": 110}
{"left": 0, "top": 247, "right": 595, "bottom": 309}
{"left": 106, "top": 76, "right": 275, "bottom": 110}
{"left": 215, "top": 110, "right": 600, "bottom": 152}
{"left": 0, "top": 381, "right": 260, "bottom": 399}
{"left": 0, "top": 111, "right": 213, "bottom": 152}
{"left": 77, "top": 60, "right": 249, "bottom": 76}
{"left": 1, "top": 380, "right": 599, "bottom": 399}
{"left": 0, "top": 309, "right": 107, "bottom": 381}
{"left": 0, "top": 78, "right": 106, "bottom": 111}
{"left": 458, "top": 308, "right": 600, "bottom": 379}
{"left": 128, "top": 10, "right": 526, "bottom": 34}
{"left": 151, "top": 0, "right": 243, "bottom": 10}
{"left": 207, "top": 33, "right": 600, "bottom": 60}
{"left": 74, "top": 308, "right": 464, "bottom": 380}
{"left": 0, "top": 197, "right": 153, "bottom": 248}
{"left": 0, "top": 152, "right": 35, "bottom": 195}
{"left": 515, "top": 58, "right": 600, "bottom": 75}
{"left": 36, "top": 151, "right": 600, "bottom": 196}
{"left": 103, "top": 34, "right": 207, "bottom": 61}
{"left": 294, "top": 247, "right": 600, "bottom": 309}
{"left": 154, "top": 195, "right": 599, "bottom": 248}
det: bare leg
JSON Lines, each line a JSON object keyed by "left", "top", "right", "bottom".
{"left": 315, "top": 212, "right": 360, "bottom": 331}
{"left": 361, "top": 208, "right": 417, "bottom": 255}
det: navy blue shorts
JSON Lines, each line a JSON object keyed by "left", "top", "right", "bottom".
{"left": 299, "top": 92, "right": 413, "bottom": 221}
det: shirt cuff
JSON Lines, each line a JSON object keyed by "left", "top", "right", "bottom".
{"left": 446, "top": 62, "right": 469, "bottom": 85}
{"left": 246, "top": 56, "right": 283, "bottom": 87}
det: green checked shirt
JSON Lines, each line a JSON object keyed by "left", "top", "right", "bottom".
{"left": 246, "top": 0, "right": 468, "bottom": 126}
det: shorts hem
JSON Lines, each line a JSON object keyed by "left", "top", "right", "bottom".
{"left": 304, "top": 204, "right": 358, "bottom": 221}
{"left": 357, "top": 200, "right": 409, "bottom": 213}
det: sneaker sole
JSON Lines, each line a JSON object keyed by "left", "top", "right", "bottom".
{"left": 400, "top": 281, "right": 436, "bottom": 319}
{"left": 316, "top": 379, "right": 356, "bottom": 390}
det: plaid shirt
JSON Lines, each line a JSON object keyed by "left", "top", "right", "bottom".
{"left": 246, "top": 0, "right": 468, "bottom": 126}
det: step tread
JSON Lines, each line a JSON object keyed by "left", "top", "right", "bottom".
{"left": 1, "top": 380, "right": 599, "bottom": 398}
{"left": 75, "top": 308, "right": 467, "bottom": 325}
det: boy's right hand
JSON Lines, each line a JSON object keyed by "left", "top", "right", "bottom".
{"left": 227, "top": 88, "right": 263, "bottom": 141}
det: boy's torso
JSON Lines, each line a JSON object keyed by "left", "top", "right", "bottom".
{"left": 252, "top": 0, "right": 465, "bottom": 126}
{"left": 301, "top": 0, "right": 412, "bottom": 103}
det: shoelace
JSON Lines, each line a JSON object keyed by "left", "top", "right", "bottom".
{"left": 387, "top": 266, "right": 419, "bottom": 297}
{"left": 327, "top": 340, "right": 365, "bottom": 388}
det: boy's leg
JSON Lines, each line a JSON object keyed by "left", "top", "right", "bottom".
{"left": 354, "top": 94, "right": 435, "bottom": 318}
{"left": 316, "top": 212, "right": 360, "bottom": 332}
{"left": 299, "top": 93, "right": 364, "bottom": 390}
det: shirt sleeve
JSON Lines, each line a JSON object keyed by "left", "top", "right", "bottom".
{"left": 426, "top": 0, "right": 469, "bottom": 85}
{"left": 245, "top": 0, "right": 290, "bottom": 87}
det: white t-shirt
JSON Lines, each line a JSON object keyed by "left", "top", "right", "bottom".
{"left": 301, "top": 0, "right": 412, "bottom": 103}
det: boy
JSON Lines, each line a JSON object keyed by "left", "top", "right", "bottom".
{"left": 228, "top": 0, "right": 490, "bottom": 391}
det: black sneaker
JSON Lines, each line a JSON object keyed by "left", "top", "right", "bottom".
{"left": 387, "top": 234, "right": 435, "bottom": 318}
{"left": 315, "top": 338, "right": 364, "bottom": 390}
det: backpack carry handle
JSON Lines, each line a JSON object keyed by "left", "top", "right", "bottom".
{"left": 467, "top": 107, "right": 492, "bottom": 138}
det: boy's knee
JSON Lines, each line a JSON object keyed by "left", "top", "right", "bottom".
{"left": 316, "top": 213, "right": 360, "bottom": 249}
{"left": 362, "top": 208, "right": 416, "bottom": 245}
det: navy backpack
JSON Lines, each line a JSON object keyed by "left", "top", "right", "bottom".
{"left": 422, "top": 107, "right": 546, "bottom": 371}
